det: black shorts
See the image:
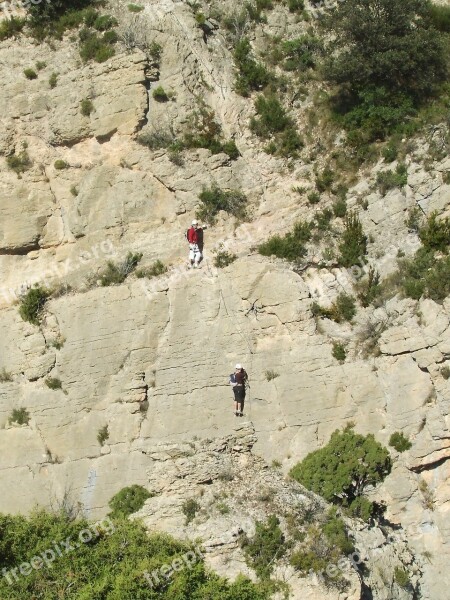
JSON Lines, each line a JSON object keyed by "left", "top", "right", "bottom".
{"left": 233, "top": 386, "right": 245, "bottom": 402}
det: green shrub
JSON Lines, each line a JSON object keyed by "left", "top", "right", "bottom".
{"left": 214, "top": 250, "right": 237, "bottom": 268}
{"left": 149, "top": 41, "right": 163, "bottom": 63}
{"left": 332, "top": 342, "right": 346, "bottom": 362}
{"left": 419, "top": 211, "right": 450, "bottom": 253}
{"left": 0, "top": 368, "right": 13, "bottom": 383}
{"left": 428, "top": 3, "right": 450, "bottom": 32}
{"left": 382, "top": 143, "right": 398, "bottom": 163}
{"left": 9, "top": 407, "right": 30, "bottom": 426}
{"left": 405, "top": 206, "right": 423, "bottom": 232}
{"left": 79, "top": 30, "right": 116, "bottom": 63}
{"left": 45, "top": 377, "right": 62, "bottom": 391}
{"left": 390, "top": 248, "right": 450, "bottom": 302}
{"left": 135, "top": 260, "right": 168, "bottom": 279}
{"left": 338, "top": 212, "right": 367, "bottom": 268}
{"left": 0, "top": 16, "right": 26, "bottom": 41}
{"left": 333, "top": 197, "right": 347, "bottom": 218}
{"left": 137, "top": 128, "right": 175, "bottom": 150}
{"left": 265, "top": 370, "right": 279, "bottom": 381}
{"left": 6, "top": 150, "right": 32, "bottom": 175}
{"left": 80, "top": 98, "right": 94, "bottom": 116}
{"left": 70, "top": 185, "right": 79, "bottom": 196}
{"left": 152, "top": 85, "right": 169, "bottom": 101}
{"left": 323, "top": 0, "right": 448, "bottom": 140}
{"left": 288, "top": 0, "right": 304, "bottom": 12}
{"left": 97, "top": 425, "right": 109, "bottom": 446}
{"left": 282, "top": 35, "right": 321, "bottom": 71}
{"left": 290, "top": 425, "right": 391, "bottom": 521}
{"left": 36, "top": 61, "right": 47, "bottom": 71}
{"left": 49, "top": 72, "right": 59, "bottom": 88}
{"left": 182, "top": 105, "right": 240, "bottom": 160}
{"left": 356, "top": 266, "right": 381, "bottom": 307}
{"left": 182, "top": 498, "right": 200, "bottom": 524}
{"left": 241, "top": 515, "right": 286, "bottom": 580}
{"left": 307, "top": 191, "right": 320, "bottom": 204}
{"left": 196, "top": 185, "right": 247, "bottom": 223}
{"left": 19, "top": 287, "right": 50, "bottom": 325}
{"left": 128, "top": 3, "right": 144, "bottom": 12}
{"left": 23, "top": 68, "right": 38, "bottom": 80}
{"left": 441, "top": 366, "right": 450, "bottom": 380}
{"left": 376, "top": 163, "right": 407, "bottom": 195}
{"left": 250, "top": 94, "right": 291, "bottom": 137}
{"left": 312, "top": 293, "right": 356, "bottom": 323}
{"left": 258, "top": 221, "right": 312, "bottom": 262}
{"left": 108, "top": 485, "right": 152, "bottom": 518}
{"left": 394, "top": 567, "right": 411, "bottom": 589}
{"left": 54, "top": 159, "right": 68, "bottom": 170}
{"left": 315, "top": 167, "right": 334, "bottom": 192}
{"left": 98, "top": 252, "right": 142, "bottom": 286}
{"left": 389, "top": 431, "right": 412, "bottom": 453}
{"left": 234, "top": 38, "right": 272, "bottom": 96}
{"left": 0, "top": 511, "right": 268, "bottom": 598}
{"left": 93, "top": 15, "right": 118, "bottom": 31}
{"left": 314, "top": 208, "right": 333, "bottom": 231}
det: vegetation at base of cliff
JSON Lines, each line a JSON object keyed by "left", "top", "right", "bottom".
{"left": 290, "top": 424, "right": 392, "bottom": 522}
{"left": 322, "top": 0, "right": 449, "bottom": 143}
{"left": 19, "top": 287, "right": 50, "bottom": 326}
{"left": 108, "top": 485, "right": 153, "bottom": 518}
{"left": 241, "top": 514, "right": 286, "bottom": 580}
{"left": 0, "top": 511, "right": 269, "bottom": 599}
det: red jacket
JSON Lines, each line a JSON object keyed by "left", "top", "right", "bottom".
{"left": 187, "top": 227, "right": 199, "bottom": 244}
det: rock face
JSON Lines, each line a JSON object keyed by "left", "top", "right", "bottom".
{"left": 0, "top": 1, "right": 449, "bottom": 599}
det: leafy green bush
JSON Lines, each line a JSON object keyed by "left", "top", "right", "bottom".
{"left": 419, "top": 211, "right": 450, "bottom": 252}
{"left": 282, "top": 35, "right": 321, "bottom": 71}
{"left": 97, "top": 425, "right": 109, "bottom": 446}
{"left": 182, "top": 105, "right": 240, "bottom": 159}
{"left": 241, "top": 515, "right": 286, "bottom": 579}
{"left": 389, "top": 432, "right": 412, "bottom": 453}
{"left": 332, "top": 342, "right": 346, "bottom": 362}
{"left": 93, "top": 14, "right": 118, "bottom": 31}
{"left": 323, "top": 0, "right": 448, "bottom": 140}
{"left": 214, "top": 250, "right": 237, "bottom": 268}
{"left": 79, "top": 29, "right": 117, "bottom": 63}
{"left": 338, "top": 212, "right": 367, "bottom": 268}
{"left": 394, "top": 566, "right": 411, "bottom": 589}
{"left": 376, "top": 163, "right": 407, "bottom": 195}
{"left": 152, "top": 85, "right": 169, "bottom": 102}
{"left": 258, "top": 221, "right": 312, "bottom": 262}
{"left": 98, "top": 252, "right": 142, "bottom": 286}
{"left": 312, "top": 293, "right": 356, "bottom": 323}
{"left": 288, "top": 0, "right": 304, "bottom": 12}
{"left": 45, "top": 377, "right": 62, "bottom": 391}
{"left": 197, "top": 185, "right": 247, "bottom": 223}
{"left": 307, "top": 191, "right": 320, "bottom": 204}
{"left": 0, "top": 510, "right": 269, "bottom": 599}
{"left": 108, "top": 485, "right": 152, "bottom": 518}
{"left": 250, "top": 94, "right": 291, "bottom": 137}
{"left": 356, "top": 266, "right": 381, "bottom": 307}
{"left": 80, "top": 98, "right": 94, "bottom": 116}
{"left": 135, "top": 260, "right": 168, "bottom": 279}
{"left": 265, "top": 370, "right": 279, "bottom": 381}
{"left": 314, "top": 208, "right": 333, "bottom": 231}
{"left": 54, "top": 160, "right": 68, "bottom": 170}
{"left": 137, "top": 128, "right": 176, "bottom": 150}
{"left": 128, "top": 4, "right": 145, "bottom": 13}
{"left": 0, "top": 16, "right": 26, "bottom": 41}
{"left": 428, "top": 3, "right": 450, "bottom": 32}
{"left": 19, "top": 287, "right": 50, "bottom": 325}
{"left": 6, "top": 150, "right": 32, "bottom": 175}
{"left": 49, "top": 72, "right": 59, "bottom": 88}
{"left": 182, "top": 498, "right": 200, "bottom": 524}
{"left": 8, "top": 407, "right": 30, "bottom": 426}
{"left": 234, "top": 38, "right": 272, "bottom": 96}
{"left": 290, "top": 425, "right": 391, "bottom": 521}
{"left": 23, "top": 68, "right": 38, "bottom": 80}
{"left": 333, "top": 197, "right": 347, "bottom": 218}
{"left": 382, "top": 143, "right": 399, "bottom": 163}
{"left": 315, "top": 167, "right": 335, "bottom": 192}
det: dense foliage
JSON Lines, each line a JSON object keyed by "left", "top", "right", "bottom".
{"left": 241, "top": 515, "right": 286, "bottom": 580}
{"left": 196, "top": 185, "right": 248, "bottom": 223}
{"left": 258, "top": 221, "right": 312, "bottom": 262}
{"left": 323, "top": 0, "right": 448, "bottom": 140}
{"left": 0, "top": 510, "right": 269, "bottom": 599}
{"left": 290, "top": 425, "right": 391, "bottom": 520}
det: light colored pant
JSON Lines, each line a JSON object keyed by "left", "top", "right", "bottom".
{"left": 189, "top": 244, "right": 202, "bottom": 264}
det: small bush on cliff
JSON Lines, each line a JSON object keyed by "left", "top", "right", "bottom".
{"left": 196, "top": 185, "right": 248, "bottom": 223}
{"left": 233, "top": 37, "right": 272, "bottom": 96}
{"left": 97, "top": 252, "right": 142, "bottom": 286}
{"left": 258, "top": 221, "right": 312, "bottom": 263}
{"left": 19, "top": 287, "right": 50, "bottom": 325}
{"left": 241, "top": 514, "right": 286, "bottom": 579}
{"left": 6, "top": 150, "right": 32, "bottom": 175}
{"left": 0, "top": 511, "right": 269, "bottom": 599}
{"left": 108, "top": 485, "right": 152, "bottom": 518}
{"left": 182, "top": 498, "right": 201, "bottom": 524}
{"left": 136, "top": 260, "right": 168, "bottom": 279}
{"left": 0, "top": 16, "right": 26, "bottom": 41}
{"left": 338, "top": 212, "right": 367, "bottom": 268}
{"left": 290, "top": 424, "right": 391, "bottom": 521}
{"left": 8, "top": 407, "right": 30, "bottom": 426}
{"left": 389, "top": 432, "right": 412, "bottom": 453}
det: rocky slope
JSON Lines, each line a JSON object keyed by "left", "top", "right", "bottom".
{"left": 0, "top": 1, "right": 449, "bottom": 598}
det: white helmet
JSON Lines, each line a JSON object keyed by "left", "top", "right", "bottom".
{"left": 192, "top": 219, "right": 198, "bottom": 225}
{"left": 235, "top": 363, "right": 242, "bottom": 370}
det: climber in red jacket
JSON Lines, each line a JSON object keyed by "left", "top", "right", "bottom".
{"left": 186, "top": 220, "right": 207, "bottom": 268}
